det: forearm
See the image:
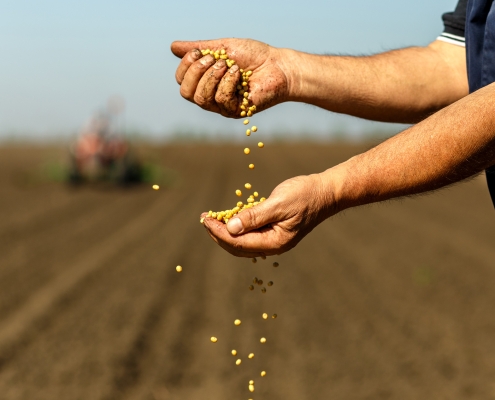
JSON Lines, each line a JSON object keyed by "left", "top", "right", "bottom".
{"left": 279, "top": 41, "right": 468, "bottom": 124}
{"left": 322, "top": 83, "right": 495, "bottom": 212}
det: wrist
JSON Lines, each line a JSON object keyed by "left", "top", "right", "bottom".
{"left": 275, "top": 48, "right": 305, "bottom": 102}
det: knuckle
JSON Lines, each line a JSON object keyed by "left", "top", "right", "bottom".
{"left": 194, "top": 93, "right": 208, "bottom": 107}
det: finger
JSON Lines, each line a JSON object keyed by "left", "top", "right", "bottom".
{"left": 175, "top": 49, "right": 202, "bottom": 84}
{"left": 215, "top": 65, "right": 241, "bottom": 117}
{"left": 171, "top": 40, "right": 229, "bottom": 58}
{"left": 203, "top": 217, "right": 269, "bottom": 257}
{"left": 180, "top": 55, "right": 217, "bottom": 102}
{"left": 194, "top": 59, "right": 228, "bottom": 112}
{"left": 226, "top": 198, "right": 282, "bottom": 235}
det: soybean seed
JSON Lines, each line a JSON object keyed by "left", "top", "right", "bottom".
{"left": 260, "top": 337, "right": 267, "bottom": 343}
{"left": 176, "top": 265, "right": 182, "bottom": 272}
{"left": 236, "top": 189, "right": 242, "bottom": 196}
{"left": 257, "top": 279, "right": 263, "bottom": 285}
{"left": 236, "top": 359, "right": 242, "bottom": 366}
{"left": 258, "top": 142, "right": 264, "bottom": 148}
{"left": 232, "top": 349, "right": 237, "bottom": 356}
{"left": 244, "top": 148, "right": 250, "bottom": 155}
{"left": 253, "top": 192, "right": 259, "bottom": 197}
{"left": 252, "top": 258, "right": 257, "bottom": 263}
{"left": 249, "top": 385, "right": 255, "bottom": 392}
{"left": 272, "top": 314, "right": 277, "bottom": 319}
{"left": 261, "top": 255, "right": 266, "bottom": 259}
{"left": 249, "top": 285, "right": 254, "bottom": 290}
{"left": 253, "top": 277, "right": 259, "bottom": 284}
{"left": 273, "top": 262, "right": 279, "bottom": 267}
{"left": 245, "top": 183, "right": 252, "bottom": 189}
{"left": 262, "top": 313, "right": 268, "bottom": 319}
{"left": 240, "top": 111, "right": 246, "bottom": 117}
{"left": 251, "top": 126, "right": 258, "bottom": 132}
{"left": 211, "top": 337, "right": 218, "bottom": 343}
{"left": 234, "top": 319, "right": 241, "bottom": 326}
{"left": 152, "top": 184, "right": 160, "bottom": 190}
{"left": 261, "top": 371, "right": 267, "bottom": 377}
{"left": 247, "top": 110, "right": 252, "bottom": 117}
{"left": 246, "top": 129, "right": 251, "bottom": 136}
{"left": 261, "top": 287, "right": 266, "bottom": 293}
{"left": 248, "top": 353, "right": 254, "bottom": 359}
{"left": 267, "top": 281, "right": 273, "bottom": 286}
{"left": 249, "top": 380, "right": 254, "bottom": 385}
{"left": 249, "top": 164, "right": 255, "bottom": 169}
{"left": 243, "top": 119, "right": 249, "bottom": 125}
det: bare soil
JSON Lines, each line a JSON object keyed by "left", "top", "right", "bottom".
{"left": 0, "top": 143, "right": 494, "bottom": 400}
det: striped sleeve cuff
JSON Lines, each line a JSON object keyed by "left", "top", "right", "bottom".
{"left": 437, "top": 32, "right": 465, "bottom": 47}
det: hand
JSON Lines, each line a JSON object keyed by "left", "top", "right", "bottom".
{"left": 201, "top": 174, "right": 337, "bottom": 257}
{"left": 171, "top": 38, "right": 290, "bottom": 117}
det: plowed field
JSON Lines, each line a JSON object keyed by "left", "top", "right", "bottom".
{"left": 1, "top": 143, "right": 495, "bottom": 400}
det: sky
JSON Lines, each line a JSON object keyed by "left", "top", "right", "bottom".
{"left": 0, "top": 0, "right": 459, "bottom": 141}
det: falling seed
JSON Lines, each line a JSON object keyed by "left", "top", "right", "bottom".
{"left": 248, "top": 353, "right": 254, "bottom": 359}
{"left": 249, "top": 384, "right": 255, "bottom": 392}
{"left": 249, "top": 380, "right": 254, "bottom": 385}
{"left": 261, "top": 287, "right": 266, "bottom": 293}
{"left": 200, "top": 217, "right": 205, "bottom": 224}
{"left": 260, "top": 337, "right": 267, "bottom": 344}
{"left": 253, "top": 277, "right": 259, "bottom": 284}
{"left": 234, "top": 319, "right": 242, "bottom": 326}
{"left": 262, "top": 313, "right": 268, "bottom": 319}
{"left": 261, "top": 371, "right": 266, "bottom": 377}
{"left": 273, "top": 262, "right": 279, "bottom": 267}
{"left": 267, "top": 281, "right": 273, "bottom": 286}
{"left": 257, "top": 280, "right": 263, "bottom": 286}
{"left": 248, "top": 285, "right": 254, "bottom": 291}
{"left": 211, "top": 337, "right": 218, "bottom": 343}
{"left": 232, "top": 349, "right": 237, "bottom": 356}
{"left": 176, "top": 265, "right": 183, "bottom": 272}
{"left": 261, "top": 255, "right": 266, "bottom": 260}
{"left": 152, "top": 184, "right": 160, "bottom": 190}
{"left": 236, "top": 359, "right": 242, "bottom": 365}
{"left": 272, "top": 314, "right": 277, "bottom": 319}
{"left": 252, "top": 258, "right": 257, "bottom": 264}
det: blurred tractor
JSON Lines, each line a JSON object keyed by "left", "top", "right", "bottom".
{"left": 68, "top": 100, "right": 143, "bottom": 186}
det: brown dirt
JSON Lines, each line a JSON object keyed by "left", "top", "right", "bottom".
{"left": 0, "top": 143, "right": 494, "bottom": 400}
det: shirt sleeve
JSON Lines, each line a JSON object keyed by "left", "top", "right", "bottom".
{"left": 437, "top": 0, "right": 467, "bottom": 47}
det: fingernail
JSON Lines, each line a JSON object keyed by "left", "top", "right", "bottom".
{"left": 227, "top": 218, "right": 243, "bottom": 235}
{"left": 214, "top": 59, "right": 226, "bottom": 69}
{"left": 192, "top": 49, "right": 202, "bottom": 59}
{"left": 229, "top": 64, "right": 239, "bottom": 73}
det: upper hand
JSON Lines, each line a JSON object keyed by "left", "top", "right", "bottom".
{"left": 171, "top": 38, "right": 290, "bottom": 118}
{"left": 201, "top": 174, "right": 336, "bottom": 257}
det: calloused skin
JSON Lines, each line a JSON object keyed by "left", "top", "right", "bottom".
{"left": 172, "top": 37, "right": 495, "bottom": 258}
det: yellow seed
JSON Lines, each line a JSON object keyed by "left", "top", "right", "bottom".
{"left": 260, "top": 197, "right": 266, "bottom": 201}
{"left": 211, "top": 212, "right": 217, "bottom": 218}
{"left": 236, "top": 189, "right": 242, "bottom": 197}
{"left": 246, "top": 70, "right": 253, "bottom": 77}
{"left": 240, "top": 104, "right": 246, "bottom": 110}
{"left": 245, "top": 183, "right": 252, "bottom": 189}
{"left": 232, "top": 349, "right": 237, "bottom": 356}
{"left": 262, "top": 313, "right": 268, "bottom": 319}
{"left": 253, "top": 192, "right": 259, "bottom": 197}
{"left": 234, "top": 319, "right": 241, "bottom": 326}
{"left": 272, "top": 314, "right": 277, "bottom": 319}
{"left": 267, "top": 281, "right": 273, "bottom": 286}
{"left": 200, "top": 217, "right": 204, "bottom": 224}
{"left": 209, "top": 50, "right": 214, "bottom": 55}
{"left": 220, "top": 54, "right": 228, "bottom": 59}
{"left": 257, "top": 279, "right": 263, "bottom": 285}
{"left": 252, "top": 258, "right": 257, "bottom": 263}
{"left": 261, "top": 255, "right": 266, "bottom": 259}
{"left": 211, "top": 337, "right": 218, "bottom": 343}
{"left": 208, "top": 210, "right": 213, "bottom": 217}
{"left": 152, "top": 184, "right": 160, "bottom": 190}
{"left": 247, "top": 198, "right": 254, "bottom": 203}
{"left": 246, "top": 129, "right": 251, "bottom": 136}
{"left": 236, "top": 359, "right": 242, "bottom": 366}
{"left": 240, "top": 69, "right": 244, "bottom": 73}
{"left": 249, "top": 380, "right": 254, "bottom": 385}
{"left": 244, "top": 148, "right": 250, "bottom": 155}
{"left": 243, "top": 92, "right": 249, "bottom": 98}
{"left": 243, "top": 119, "right": 249, "bottom": 125}
{"left": 247, "top": 110, "right": 252, "bottom": 117}
{"left": 248, "top": 353, "right": 254, "bottom": 359}
{"left": 253, "top": 277, "right": 258, "bottom": 284}
{"left": 240, "top": 111, "right": 246, "bottom": 117}
{"left": 242, "top": 81, "right": 248, "bottom": 87}
{"left": 251, "top": 126, "right": 258, "bottom": 132}
{"left": 214, "top": 53, "right": 219, "bottom": 60}
{"left": 261, "top": 287, "right": 266, "bottom": 293}
{"left": 249, "top": 164, "right": 255, "bottom": 169}
{"left": 260, "top": 337, "right": 267, "bottom": 343}
{"left": 258, "top": 142, "right": 264, "bottom": 148}
{"left": 237, "top": 201, "right": 243, "bottom": 207}
{"left": 176, "top": 265, "right": 182, "bottom": 272}
{"left": 249, "top": 384, "right": 254, "bottom": 392}
{"left": 220, "top": 49, "right": 226, "bottom": 55}
{"left": 273, "top": 262, "right": 279, "bottom": 267}
{"left": 242, "top": 98, "right": 249, "bottom": 105}
{"left": 261, "top": 371, "right": 266, "bottom": 377}
{"left": 249, "top": 285, "right": 254, "bottom": 290}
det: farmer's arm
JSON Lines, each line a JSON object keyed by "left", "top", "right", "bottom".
{"left": 202, "top": 83, "right": 495, "bottom": 257}
{"left": 172, "top": 39, "right": 467, "bottom": 123}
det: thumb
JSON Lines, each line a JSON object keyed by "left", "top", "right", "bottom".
{"left": 226, "top": 199, "right": 279, "bottom": 235}
{"left": 171, "top": 39, "right": 226, "bottom": 58}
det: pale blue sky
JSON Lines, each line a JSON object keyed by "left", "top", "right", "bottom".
{"left": 0, "top": 0, "right": 459, "bottom": 140}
